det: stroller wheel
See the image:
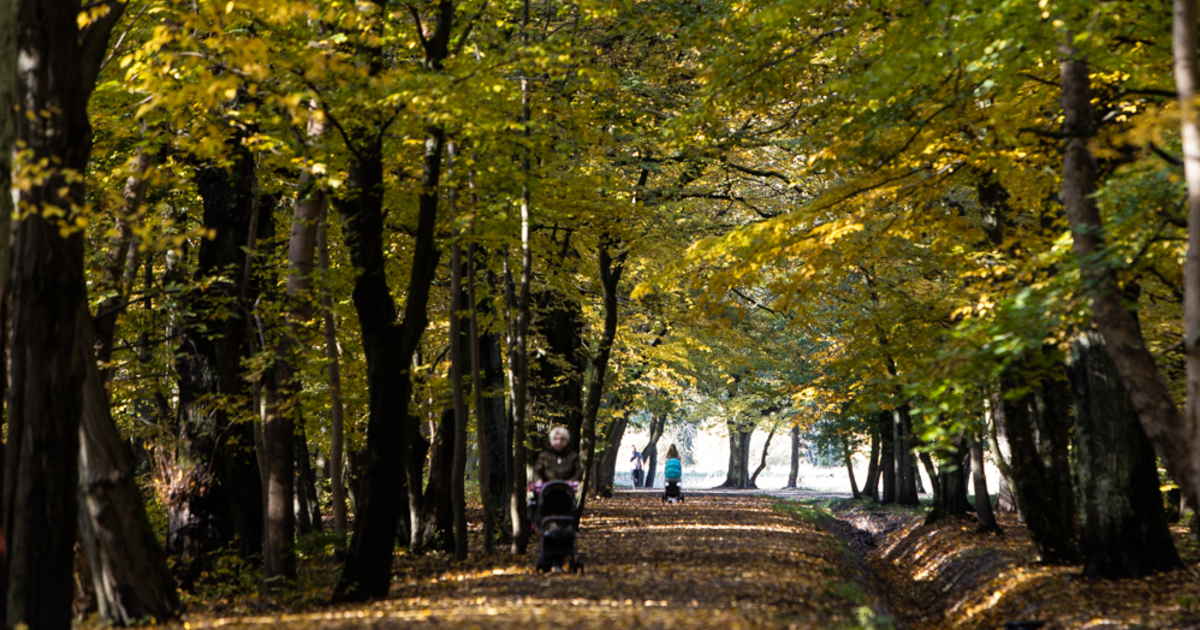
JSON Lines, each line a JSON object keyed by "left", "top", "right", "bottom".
{"left": 535, "top": 557, "right": 552, "bottom": 573}
{"left": 571, "top": 559, "right": 584, "bottom": 574}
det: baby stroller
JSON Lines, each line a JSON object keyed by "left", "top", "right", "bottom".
{"left": 662, "top": 479, "right": 684, "bottom": 503}
{"left": 534, "top": 481, "right": 583, "bottom": 573}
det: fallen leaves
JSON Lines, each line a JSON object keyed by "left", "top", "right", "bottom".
{"left": 168, "top": 494, "right": 894, "bottom": 630}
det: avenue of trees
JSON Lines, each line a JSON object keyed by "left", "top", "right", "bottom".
{"left": 2, "top": 0, "right": 1200, "bottom": 626}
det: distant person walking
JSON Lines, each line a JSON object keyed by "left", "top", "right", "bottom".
{"left": 664, "top": 444, "right": 682, "bottom": 483}
{"left": 630, "top": 446, "right": 645, "bottom": 488}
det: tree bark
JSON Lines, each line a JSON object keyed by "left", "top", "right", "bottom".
{"left": 1070, "top": 330, "right": 1182, "bottom": 578}
{"left": 332, "top": 121, "right": 444, "bottom": 597}
{"left": 786, "top": 425, "right": 801, "bottom": 489}
{"left": 504, "top": 245, "right": 531, "bottom": 554}
{"left": 999, "top": 371, "right": 1077, "bottom": 563}
{"left": 642, "top": 412, "right": 666, "bottom": 488}
{"left": 596, "top": 410, "right": 630, "bottom": 496}
{"left": 78, "top": 312, "right": 181, "bottom": 624}
{"left": 1059, "top": 44, "right": 1200, "bottom": 513}
{"left": 450, "top": 237, "right": 470, "bottom": 560}
{"left": 895, "top": 407, "right": 920, "bottom": 506}
{"left": 317, "top": 206, "right": 348, "bottom": 546}
{"left": 970, "top": 433, "right": 999, "bottom": 533}
{"left": 720, "top": 425, "right": 753, "bottom": 489}
{"left": 862, "top": 426, "right": 880, "bottom": 501}
{"left": 1177, "top": 0, "right": 1200, "bottom": 515}
{"left": 844, "top": 440, "right": 861, "bottom": 500}
{"left": 170, "top": 156, "right": 265, "bottom": 582}
{"left": 748, "top": 424, "right": 778, "bottom": 489}
{"left": 467, "top": 242, "right": 495, "bottom": 554}
{"left": 878, "top": 411, "right": 896, "bottom": 504}
{"left": 577, "top": 237, "right": 627, "bottom": 513}
{"left": 5, "top": 0, "right": 117, "bottom": 622}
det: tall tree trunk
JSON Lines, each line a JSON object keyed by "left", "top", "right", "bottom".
{"left": 1177, "top": 0, "right": 1200, "bottom": 515}
{"left": 504, "top": 245, "right": 531, "bottom": 554}
{"left": 862, "top": 427, "right": 880, "bottom": 501}
{"left": 263, "top": 167, "right": 327, "bottom": 583}
{"left": 1070, "top": 330, "right": 1182, "bottom": 578}
{"left": 843, "top": 440, "right": 861, "bottom": 500}
{"left": 597, "top": 411, "right": 630, "bottom": 497}
{"left": 78, "top": 316, "right": 180, "bottom": 624}
{"left": 450, "top": 237, "right": 470, "bottom": 561}
{"left": 331, "top": 0, "right": 450, "bottom": 600}
{"left": 317, "top": 203, "right": 348, "bottom": 548}
{"left": 970, "top": 433, "right": 999, "bottom": 533}
{"left": 642, "top": 412, "right": 666, "bottom": 488}
{"left": 748, "top": 425, "right": 778, "bottom": 489}
{"left": 720, "top": 425, "right": 752, "bottom": 489}
{"left": 1056, "top": 42, "right": 1200, "bottom": 513}
{"left": 93, "top": 139, "right": 150, "bottom": 382}
{"left": 577, "top": 237, "right": 627, "bottom": 513}
{"left": 999, "top": 372, "right": 1077, "bottom": 563}
{"left": 467, "top": 242, "right": 495, "bottom": 554}
{"left": 895, "top": 407, "right": 920, "bottom": 506}
{"left": 878, "top": 411, "right": 896, "bottom": 504}
{"left": 5, "top": 0, "right": 123, "bottom": 622}
{"left": 170, "top": 156, "right": 265, "bottom": 583}
{"left": 531, "top": 289, "right": 585, "bottom": 445}
{"left": 786, "top": 425, "right": 801, "bottom": 490}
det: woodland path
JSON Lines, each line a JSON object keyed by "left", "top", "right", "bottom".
{"left": 179, "top": 494, "right": 893, "bottom": 630}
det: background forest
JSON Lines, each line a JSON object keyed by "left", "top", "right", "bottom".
{"left": 2, "top": 0, "right": 1200, "bottom": 626}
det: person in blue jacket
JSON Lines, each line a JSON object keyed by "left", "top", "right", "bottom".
{"left": 664, "top": 444, "right": 682, "bottom": 482}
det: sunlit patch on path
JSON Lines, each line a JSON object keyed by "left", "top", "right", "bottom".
{"left": 178, "top": 494, "right": 892, "bottom": 630}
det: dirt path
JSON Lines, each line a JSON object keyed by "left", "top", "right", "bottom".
{"left": 178, "top": 494, "right": 894, "bottom": 630}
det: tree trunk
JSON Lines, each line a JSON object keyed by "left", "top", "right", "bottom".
{"left": 4, "top": 0, "right": 121, "bottom": 620}
{"left": 1070, "top": 330, "right": 1182, "bottom": 578}
{"left": 504, "top": 245, "right": 532, "bottom": 554}
{"left": 748, "top": 425, "right": 778, "bottom": 489}
{"left": 1057, "top": 43, "right": 1200, "bottom": 514}
{"left": 577, "top": 237, "right": 627, "bottom": 513}
{"left": 450, "top": 237, "right": 470, "bottom": 561}
{"left": 264, "top": 166, "right": 327, "bottom": 582}
{"left": 878, "top": 411, "right": 896, "bottom": 504}
{"left": 999, "top": 371, "right": 1077, "bottom": 563}
{"left": 642, "top": 412, "right": 666, "bottom": 488}
{"left": 1177, "top": 0, "right": 1200, "bottom": 516}
{"left": 720, "top": 425, "right": 752, "bottom": 489}
{"left": 78, "top": 314, "right": 181, "bottom": 624}
{"left": 531, "top": 289, "right": 585, "bottom": 445}
{"left": 895, "top": 407, "right": 920, "bottom": 506}
{"left": 467, "top": 242, "right": 495, "bottom": 554}
{"left": 970, "top": 434, "right": 999, "bottom": 533}
{"left": 317, "top": 203, "right": 348, "bottom": 548}
{"left": 170, "top": 157, "right": 265, "bottom": 583}
{"left": 93, "top": 139, "right": 150, "bottom": 382}
{"left": 929, "top": 440, "right": 972, "bottom": 521}
{"left": 787, "top": 425, "right": 801, "bottom": 489}
{"left": 294, "top": 431, "right": 322, "bottom": 535}
{"left": 862, "top": 426, "right": 880, "bottom": 501}
{"left": 844, "top": 440, "right": 862, "bottom": 500}
{"left": 597, "top": 411, "right": 630, "bottom": 497}
{"left": 330, "top": 0, "right": 450, "bottom": 600}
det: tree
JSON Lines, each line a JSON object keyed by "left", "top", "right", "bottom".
{"left": 6, "top": 0, "right": 122, "bottom": 626}
{"left": 1070, "top": 330, "right": 1182, "bottom": 578}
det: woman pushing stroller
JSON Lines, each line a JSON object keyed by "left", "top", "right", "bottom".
{"left": 530, "top": 427, "right": 583, "bottom": 572}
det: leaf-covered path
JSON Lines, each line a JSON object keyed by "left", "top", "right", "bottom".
{"left": 180, "top": 494, "right": 891, "bottom": 630}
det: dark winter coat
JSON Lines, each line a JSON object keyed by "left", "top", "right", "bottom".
{"left": 533, "top": 447, "right": 582, "bottom": 483}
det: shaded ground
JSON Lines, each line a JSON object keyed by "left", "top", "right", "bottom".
{"left": 823, "top": 501, "right": 1200, "bottom": 630}
{"left": 175, "top": 494, "right": 894, "bottom": 630}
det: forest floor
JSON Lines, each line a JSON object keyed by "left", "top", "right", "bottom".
{"left": 158, "top": 492, "right": 1200, "bottom": 630}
